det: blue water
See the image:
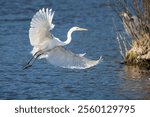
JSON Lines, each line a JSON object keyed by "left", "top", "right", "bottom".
{"left": 0, "top": 0, "right": 150, "bottom": 99}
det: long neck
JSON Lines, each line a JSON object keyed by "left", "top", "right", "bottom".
{"left": 63, "top": 28, "right": 74, "bottom": 45}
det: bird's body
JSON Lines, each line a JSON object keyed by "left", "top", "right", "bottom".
{"left": 23, "top": 8, "right": 101, "bottom": 69}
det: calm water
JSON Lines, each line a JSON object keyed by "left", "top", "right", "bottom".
{"left": 0, "top": 0, "right": 150, "bottom": 99}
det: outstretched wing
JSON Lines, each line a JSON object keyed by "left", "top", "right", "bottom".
{"left": 46, "top": 47, "right": 102, "bottom": 69}
{"left": 29, "top": 8, "right": 55, "bottom": 46}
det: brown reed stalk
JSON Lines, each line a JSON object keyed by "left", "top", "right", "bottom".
{"left": 112, "top": 0, "right": 150, "bottom": 68}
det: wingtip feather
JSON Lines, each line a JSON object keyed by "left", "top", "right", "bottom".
{"left": 98, "top": 56, "right": 103, "bottom": 63}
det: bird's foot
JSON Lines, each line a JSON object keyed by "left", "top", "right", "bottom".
{"left": 22, "top": 64, "right": 32, "bottom": 70}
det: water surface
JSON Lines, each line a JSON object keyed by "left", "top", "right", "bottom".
{"left": 0, "top": 0, "right": 150, "bottom": 99}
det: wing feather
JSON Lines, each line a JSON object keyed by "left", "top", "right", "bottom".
{"left": 46, "top": 47, "right": 101, "bottom": 69}
{"left": 29, "top": 8, "right": 55, "bottom": 46}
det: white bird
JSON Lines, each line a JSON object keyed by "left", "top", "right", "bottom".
{"left": 23, "top": 8, "right": 101, "bottom": 70}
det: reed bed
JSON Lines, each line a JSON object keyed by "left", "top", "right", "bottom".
{"left": 112, "top": 0, "right": 150, "bottom": 68}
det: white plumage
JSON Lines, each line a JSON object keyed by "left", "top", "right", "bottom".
{"left": 29, "top": 8, "right": 55, "bottom": 46}
{"left": 46, "top": 47, "right": 101, "bottom": 69}
{"left": 23, "top": 8, "right": 101, "bottom": 69}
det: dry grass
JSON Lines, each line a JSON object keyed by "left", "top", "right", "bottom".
{"left": 112, "top": 0, "right": 150, "bottom": 68}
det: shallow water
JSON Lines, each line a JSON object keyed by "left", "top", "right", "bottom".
{"left": 0, "top": 0, "right": 150, "bottom": 99}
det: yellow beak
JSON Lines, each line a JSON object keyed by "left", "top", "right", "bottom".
{"left": 78, "top": 28, "right": 88, "bottom": 31}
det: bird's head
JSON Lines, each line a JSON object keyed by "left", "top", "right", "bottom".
{"left": 71, "top": 27, "right": 88, "bottom": 32}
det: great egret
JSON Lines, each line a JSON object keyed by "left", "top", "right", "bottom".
{"left": 23, "top": 8, "right": 101, "bottom": 70}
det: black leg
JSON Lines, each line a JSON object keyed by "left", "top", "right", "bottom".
{"left": 22, "top": 50, "right": 43, "bottom": 70}
{"left": 22, "top": 47, "right": 55, "bottom": 70}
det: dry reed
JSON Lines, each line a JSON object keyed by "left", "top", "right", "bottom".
{"left": 112, "top": 0, "right": 150, "bottom": 68}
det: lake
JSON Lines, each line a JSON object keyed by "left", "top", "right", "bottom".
{"left": 0, "top": 0, "right": 150, "bottom": 99}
